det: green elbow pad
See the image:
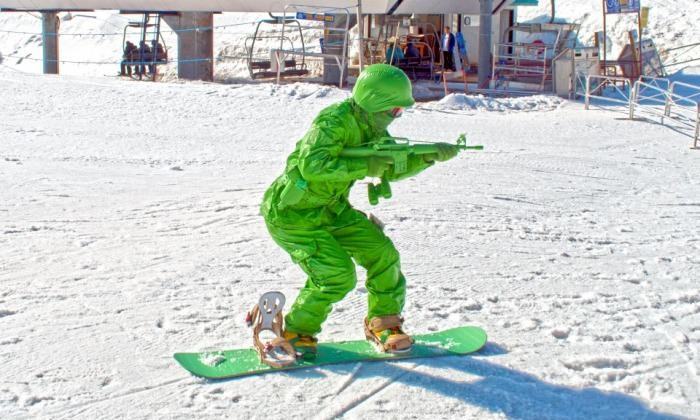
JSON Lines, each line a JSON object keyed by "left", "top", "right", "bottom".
{"left": 278, "top": 167, "right": 308, "bottom": 209}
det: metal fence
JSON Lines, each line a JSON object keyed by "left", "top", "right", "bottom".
{"left": 577, "top": 74, "right": 632, "bottom": 109}
{"left": 492, "top": 42, "right": 550, "bottom": 91}
{"left": 579, "top": 72, "right": 699, "bottom": 148}
{"left": 631, "top": 79, "right": 700, "bottom": 148}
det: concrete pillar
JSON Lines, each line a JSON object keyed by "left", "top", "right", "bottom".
{"left": 478, "top": 0, "right": 493, "bottom": 87}
{"left": 323, "top": 13, "right": 357, "bottom": 87}
{"left": 41, "top": 11, "right": 59, "bottom": 74}
{"left": 356, "top": 2, "right": 363, "bottom": 71}
{"left": 164, "top": 13, "right": 214, "bottom": 81}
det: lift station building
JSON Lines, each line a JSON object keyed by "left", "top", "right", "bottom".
{"left": 0, "top": 0, "right": 542, "bottom": 87}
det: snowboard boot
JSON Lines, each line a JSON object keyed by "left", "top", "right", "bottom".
{"left": 283, "top": 330, "right": 318, "bottom": 361}
{"left": 364, "top": 315, "right": 413, "bottom": 353}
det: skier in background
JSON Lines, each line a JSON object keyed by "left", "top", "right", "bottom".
{"left": 260, "top": 64, "right": 460, "bottom": 360}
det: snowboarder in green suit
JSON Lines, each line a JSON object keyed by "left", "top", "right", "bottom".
{"left": 260, "top": 64, "right": 459, "bottom": 360}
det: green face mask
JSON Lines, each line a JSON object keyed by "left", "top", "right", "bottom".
{"left": 368, "top": 110, "right": 396, "bottom": 132}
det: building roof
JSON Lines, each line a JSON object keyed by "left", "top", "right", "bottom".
{"left": 0, "top": 0, "right": 537, "bottom": 14}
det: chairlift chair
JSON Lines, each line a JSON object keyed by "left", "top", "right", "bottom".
{"left": 121, "top": 13, "right": 169, "bottom": 81}
{"left": 366, "top": 17, "right": 441, "bottom": 80}
{"left": 245, "top": 14, "right": 309, "bottom": 79}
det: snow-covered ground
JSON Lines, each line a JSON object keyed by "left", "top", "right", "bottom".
{"left": 1, "top": 67, "right": 699, "bottom": 419}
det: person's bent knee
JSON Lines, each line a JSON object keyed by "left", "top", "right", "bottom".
{"left": 378, "top": 239, "right": 401, "bottom": 265}
{"left": 317, "top": 266, "right": 357, "bottom": 300}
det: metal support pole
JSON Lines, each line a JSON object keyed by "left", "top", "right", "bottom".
{"left": 41, "top": 11, "right": 59, "bottom": 74}
{"left": 585, "top": 75, "right": 591, "bottom": 110}
{"left": 629, "top": 81, "right": 638, "bottom": 119}
{"left": 637, "top": 9, "right": 643, "bottom": 77}
{"left": 478, "top": 0, "right": 493, "bottom": 88}
{"left": 275, "top": 49, "right": 282, "bottom": 85}
{"left": 356, "top": 0, "right": 364, "bottom": 71}
{"left": 694, "top": 104, "right": 699, "bottom": 149}
{"left": 664, "top": 81, "right": 674, "bottom": 117}
{"left": 490, "top": 44, "right": 496, "bottom": 87}
{"left": 602, "top": 0, "right": 607, "bottom": 75}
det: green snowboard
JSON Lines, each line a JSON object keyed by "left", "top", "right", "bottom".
{"left": 174, "top": 326, "right": 487, "bottom": 379}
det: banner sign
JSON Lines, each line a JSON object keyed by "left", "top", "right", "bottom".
{"left": 605, "top": 0, "right": 641, "bottom": 14}
{"left": 295, "top": 12, "right": 334, "bottom": 23}
{"left": 640, "top": 6, "right": 650, "bottom": 27}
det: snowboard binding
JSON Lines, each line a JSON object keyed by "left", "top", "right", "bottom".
{"left": 364, "top": 315, "right": 413, "bottom": 353}
{"left": 246, "top": 291, "right": 296, "bottom": 368}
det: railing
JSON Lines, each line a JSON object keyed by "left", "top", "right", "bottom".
{"left": 636, "top": 76, "right": 670, "bottom": 104}
{"left": 667, "top": 81, "right": 700, "bottom": 109}
{"left": 630, "top": 80, "right": 672, "bottom": 121}
{"left": 492, "top": 42, "right": 550, "bottom": 91}
{"left": 630, "top": 80, "right": 699, "bottom": 147}
{"left": 579, "top": 74, "right": 632, "bottom": 110}
{"left": 579, "top": 72, "right": 700, "bottom": 148}
{"left": 661, "top": 81, "right": 700, "bottom": 149}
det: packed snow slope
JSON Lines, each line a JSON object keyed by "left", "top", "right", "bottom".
{"left": 1, "top": 69, "right": 699, "bottom": 419}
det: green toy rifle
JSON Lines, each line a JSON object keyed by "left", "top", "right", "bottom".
{"left": 340, "top": 133, "right": 483, "bottom": 205}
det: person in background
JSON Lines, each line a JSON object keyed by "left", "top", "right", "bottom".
{"left": 148, "top": 40, "right": 168, "bottom": 74}
{"left": 405, "top": 42, "right": 420, "bottom": 59}
{"left": 456, "top": 31, "right": 470, "bottom": 73}
{"left": 385, "top": 37, "right": 405, "bottom": 65}
{"left": 442, "top": 26, "right": 456, "bottom": 71}
{"left": 120, "top": 41, "right": 137, "bottom": 77}
{"left": 136, "top": 41, "right": 152, "bottom": 76}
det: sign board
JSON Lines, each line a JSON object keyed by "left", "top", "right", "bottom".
{"left": 641, "top": 6, "right": 650, "bottom": 28}
{"left": 605, "top": 0, "right": 641, "bottom": 14}
{"left": 462, "top": 15, "right": 479, "bottom": 27}
{"left": 295, "top": 12, "right": 334, "bottom": 23}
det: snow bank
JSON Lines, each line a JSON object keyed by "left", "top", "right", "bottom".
{"left": 419, "top": 93, "right": 564, "bottom": 113}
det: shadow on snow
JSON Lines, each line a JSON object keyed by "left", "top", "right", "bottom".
{"left": 212, "top": 341, "right": 680, "bottom": 419}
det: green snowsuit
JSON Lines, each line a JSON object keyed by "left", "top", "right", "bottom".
{"left": 261, "top": 98, "right": 434, "bottom": 336}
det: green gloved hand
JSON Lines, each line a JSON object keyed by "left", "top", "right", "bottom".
{"left": 367, "top": 156, "right": 393, "bottom": 177}
{"left": 424, "top": 143, "right": 459, "bottom": 162}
